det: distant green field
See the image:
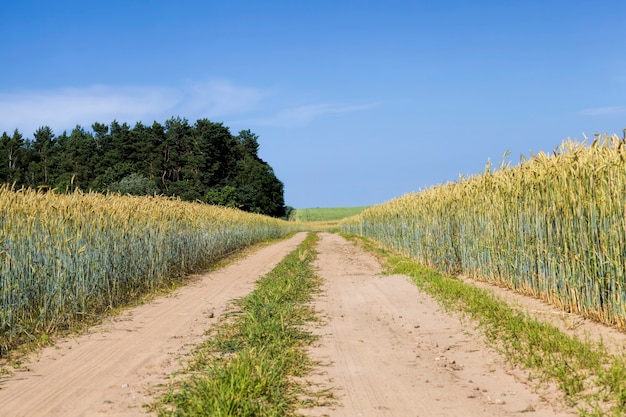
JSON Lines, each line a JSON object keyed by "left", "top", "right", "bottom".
{"left": 290, "top": 206, "right": 370, "bottom": 222}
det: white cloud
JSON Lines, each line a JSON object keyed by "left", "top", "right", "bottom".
{"left": 242, "top": 102, "right": 381, "bottom": 128}
{"left": 579, "top": 106, "right": 626, "bottom": 116}
{"left": 0, "top": 81, "right": 379, "bottom": 136}
{"left": 0, "top": 80, "right": 264, "bottom": 136}
{"left": 179, "top": 80, "right": 263, "bottom": 118}
{"left": 0, "top": 85, "right": 180, "bottom": 135}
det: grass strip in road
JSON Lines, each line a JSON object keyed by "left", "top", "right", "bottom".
{"left": 155, "top": 233, "right": 322, "bottom": 417}
{"left": 347, "top": 234, "right": 626, "bottom": 417}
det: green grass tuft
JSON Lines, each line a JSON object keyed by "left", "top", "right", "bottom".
{"left": 154, "top": 233, "right": 323, "bottom": 417}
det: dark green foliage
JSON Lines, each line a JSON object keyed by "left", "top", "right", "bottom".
{"left": 27, "top": 126, "right": 56, "bottom": 186}
{"left": 0, "top": 130, "right": 26, "bottom": 184}
{"left": 108, "top": 173, "right": 159, "bottom": 196}
{"left": 234, "top": 130, "right": 285, "bottom": 217}
{"left": 205, "top": 185, "right": 241, "bottom": 208}
{"left": 283, "top": 206, "right": 295, "bottom": 220}
{"left": 1, "top": 118, "right": 286, "bottom": 216}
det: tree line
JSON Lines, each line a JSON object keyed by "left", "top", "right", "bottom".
{"left": 0, "top": 117, "right": 287, "bottom": 217}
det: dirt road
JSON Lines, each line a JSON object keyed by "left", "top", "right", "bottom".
{"left": 0, "top": 232, "right": 587, "bottom": 416}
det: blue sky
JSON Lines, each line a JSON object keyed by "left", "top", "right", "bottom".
{"left": 1, "top": 1, "right": 625, "bottom": 208}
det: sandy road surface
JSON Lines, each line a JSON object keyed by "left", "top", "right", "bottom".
{"left": 0, "top": 232, "right": 307, "bottom": 417}
{"left": 302, "top": 233, "right": 576, "bottom": 417}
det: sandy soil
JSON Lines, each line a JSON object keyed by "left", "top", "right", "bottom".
{"left": 0, "top": 231, "right": 621, "bottom": 416}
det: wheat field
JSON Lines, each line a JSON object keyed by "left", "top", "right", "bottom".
{"left": 342, "top": 134, "right": 626, "bottom": 329}
{"left": 0, "top": 187, "right": 294, "bottom": 354}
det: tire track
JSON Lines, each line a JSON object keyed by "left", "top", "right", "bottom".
{"left": 302, "top": 233, "right": 575, "bottom": 417}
